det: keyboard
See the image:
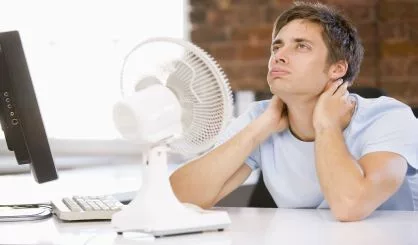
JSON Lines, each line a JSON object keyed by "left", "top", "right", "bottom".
{"left": 51, "top": 195, "right": 124, "bottom": 221}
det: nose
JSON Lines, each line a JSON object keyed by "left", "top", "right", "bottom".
{"left": 273, "top": 47, "right": 288, "bottom": 64}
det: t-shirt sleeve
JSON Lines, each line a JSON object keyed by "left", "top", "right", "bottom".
{"left": 213, "top": 102, "right": 263, "bottom": 170}
{"left": 361, "top": 107, "right": 418, "bottom": 176}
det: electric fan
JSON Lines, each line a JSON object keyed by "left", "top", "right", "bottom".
{"left": 111, "top": 37, "right": 234, "bottom": 237}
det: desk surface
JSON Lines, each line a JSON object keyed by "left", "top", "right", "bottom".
{"left": 0, "top": 161, "right": 259, "bottom": 205}
{"left": 0, "top": 207, "right": 417, "bottom": 245}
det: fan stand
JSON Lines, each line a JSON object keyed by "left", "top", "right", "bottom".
{"left": 111, "top": 146, "right": 231, "bottom": 237}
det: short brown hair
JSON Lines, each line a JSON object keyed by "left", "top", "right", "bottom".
{"left": 272, "top": 1, "right": 364, "bottom": 84}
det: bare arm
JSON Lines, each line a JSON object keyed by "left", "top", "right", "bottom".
{"left": 170, "top": 115, "right": 272, "bottom": 209}
{"left": 315, "top": 127, "right": 407, "bottom": 222}
{"left": 212, "top": 164, "right": 253, "bottom": 206}
{"left": 313, "top": 80, "right": 407, "bottom": 221}
{"left": 170, "top": 96, "right": 288, "bottom": 209}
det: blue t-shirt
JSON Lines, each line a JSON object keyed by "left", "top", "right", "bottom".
{"left": 216, "top": 94, "right": 418, "bottom": 210}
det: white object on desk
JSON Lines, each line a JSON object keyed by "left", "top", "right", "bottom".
{"left": 111, "top": 148, "right": 231, "bottom": 237}
{"left": 52, "top": 195, "right": 124, "bottom": 221}
{"left": 0, "top": 208, "right": 418, "bottom": 245}
{"left": 111, "top": 37, "right": 234, "bottom": 237}
{"left": 0, "top": 157, "right": 259, "bottom": 206}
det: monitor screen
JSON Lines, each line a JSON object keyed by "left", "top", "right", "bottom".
{"left": 0, "top": 30, "right": 58, "bottom": 183}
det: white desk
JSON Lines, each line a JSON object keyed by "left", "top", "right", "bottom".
{"left": 0, "top": 207, "right": 417, "bottom": 245}
{"left": 0, "top": 157, "right": 259, "bottom": 205}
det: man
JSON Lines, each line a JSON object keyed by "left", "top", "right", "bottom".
{"left": 170, "top": 1, "right": 418, "bottom": 221}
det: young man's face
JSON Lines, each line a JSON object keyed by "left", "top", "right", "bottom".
{"left": 267, "top": 19, "right": 335, "bottom": 98}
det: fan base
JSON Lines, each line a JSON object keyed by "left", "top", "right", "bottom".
{"left": 111, "top": 146, "right": 231, "bottom": 237}
{"left": 112, "top": 205, "right": 230, "bottom": 237}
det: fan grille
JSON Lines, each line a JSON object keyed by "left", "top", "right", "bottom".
{"left": 166, "top": 47, "right": 233, "bottom": 156}
{"left": 120, "top": 37, "right": 233, "bottom": 156}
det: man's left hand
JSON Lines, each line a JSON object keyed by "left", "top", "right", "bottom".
{"left": 313, "top": 79, "right": 355, "bottom": 132}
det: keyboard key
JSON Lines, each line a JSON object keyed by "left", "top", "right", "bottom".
{"left": 63, "top": 198, "right": 82, "bottom": 212}
{"left": 52, "top": 195, "right": 125, "bottom": 221}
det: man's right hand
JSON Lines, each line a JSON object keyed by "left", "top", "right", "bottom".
{"left": 261, "top": 95, "right": 289, "bottom": 134}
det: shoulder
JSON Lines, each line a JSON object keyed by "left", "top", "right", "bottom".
{"left": 244, "top": 99, "right": 270, "bottom": 119}
{"left": 351, "top": 94, "right": 416, "bottom": 127}
{"left": 216, "top": 99, "right": 271, "bottom": 145}
{"left": 348, "top": 93, "right": 418, "bottom": 148}
{"left": 350, "top": 94, "right": 418, "bottom": 173}
{"left": 227, "top": 99, "right": 270, "bottom": 128}
{"left": 231, "top": 99, "right": 270, "bottom": 123}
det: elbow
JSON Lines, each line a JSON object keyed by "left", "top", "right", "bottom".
{"left": 330, "top": 192, "right": 374, "bottom": 222}
{"left": 331, "top": 199, "right": 374, "bottom": 222}
{"left": 169, "top": 174, "right": 178, "bottom": 192}
{"left": 333, "top": 206, "right": 369, "bottom": 222}
{"left": 169, "top": 174, "right": 185, "bottom": 201}
{"left": 169, "top": 175, "right": 216, "bottom": 209}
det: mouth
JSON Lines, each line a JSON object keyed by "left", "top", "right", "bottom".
{"left": 269, "top": 68, "right": 290, "bottom": 78}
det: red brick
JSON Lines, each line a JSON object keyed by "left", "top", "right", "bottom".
{"left": 378, "top": 1, "right": 418, "bottom": 21}
{"left": 328, "top": 0, "right": 378, "bottom": 6}
{"left": 352, "top": 76, "right": 377, "bottom": 87}
{"left": 191, "top": 26, "right": 228, "bottom": 43}
{"left": 381, "top": 81, "right": 418, "bottom": 105}
{"left": 210, "top": 43, "right": 238, "bottom": 61}
{"left": 206, "top": 6, "right": 266, "bottom": 27}
{"left": 237, "top": 44, "right": 271, "bottom": 60}
{"left": 206, "top": 9, "right": 231, "bottom": 26}
{"left": 198, "top": 44, "right": 213, "bottom": 55}
{"left": 223, "top": 62, "right": 270, "bottom": 91}
{"left": 231, "top": 0, "right": 269, "bottom": 5}
{"left": 358, "top": 57, "right": 377, "bottom": 77}
{"left": 380, "top": 58, "right": 409, "bottom": 77}
{"left": 187, "top": 0, "right": 418, "bottom": 105}
{"left": 229, "top": 76, "right": 270, "bottom": 91}
{"left": 271, "top": 0, "right": 294, "bottom": 8}
{"left": 265, "top": 7, "right": 287, "bottom": 24}
{"left": 407, "top": 58, "right": 418, "bottom": 76}
{"left": 378, "top": 21, "right": 409, "bottom": 41}
{"left": 227, "top": 6, "right": 265, "bottom": 26}
{"left": 222, "top": 61, "right": 269, "bottom": 79}
{"left": 340, "top": 5, "right": 376, "bottom": 23}
{"left": 190, "top": 7, "right": 207, "bottom": 24}
{"left": 231, "top": 25, "right": 273, "bottom": 42}
{"left": 381, "top": 41, "right": 418, "bottom": 58}
{"left": 408, "top": 21, "right": 418, "bottom": 41}
{"left": 241, "top": 62, "right": 269, "bottom": 78}
{"left": 356, "top": 23, "right": 377, "bottom": 42}
{"left": 380, "top": 76, "right": 412, "bottom": 84}
{"left": 189, "top": 0, "right": 214, "bottom": 8}
{"left": 216, "top": 0, "right": 232, "bottom": 10}
{"left": 363, "top": 41, "right": 378, "bottom": 58}
{"left": 383, "top": 0, "right": 418, "bottom": 2}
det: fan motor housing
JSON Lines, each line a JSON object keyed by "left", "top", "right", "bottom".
{"left": 113, "top": 84, "right": 182, "bottom": 145}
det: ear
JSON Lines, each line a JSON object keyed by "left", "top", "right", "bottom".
{"left": 328, "top": 60, "right": 348, "bottom": 81}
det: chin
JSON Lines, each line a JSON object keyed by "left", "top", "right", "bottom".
{"left": 268, "top": 86, "right": 285, "bottom": 97}
{"left": 268, "top": 80, "right": 291, "bottom": 93}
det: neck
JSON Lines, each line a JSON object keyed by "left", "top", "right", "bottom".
{"left": 281, "top": 95, "right": 355, "bottom": 142}
{"left": 282, "top": 95, "right": 318, "bottom": 142}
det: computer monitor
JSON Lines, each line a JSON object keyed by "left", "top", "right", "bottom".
{"left": 0, "top": 30, "right": 58, "bottom": 183}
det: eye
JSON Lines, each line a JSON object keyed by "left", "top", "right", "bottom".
{"left": 271, "top": 45, "right": 279, "bottom": 52}
{"left": 297, "top": 43, "right": 310, "bottom": 50}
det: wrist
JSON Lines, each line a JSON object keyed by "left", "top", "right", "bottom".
{"left": 252, "top": 114, "right": 276, "bottom": 141}
{"left": 314, "top": 122, "right": 341, "bottom": 135}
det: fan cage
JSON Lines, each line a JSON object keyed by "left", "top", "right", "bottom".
{"left": 120, "top": 37, "right": 234, "bottom": 156}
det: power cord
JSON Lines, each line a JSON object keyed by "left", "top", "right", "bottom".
{"left": 0, "top": 203, "right": 53, "bottom": 222}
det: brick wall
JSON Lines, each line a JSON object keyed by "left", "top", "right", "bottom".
{"left": 189, "top": 0, "right": 418, "bottom": 106}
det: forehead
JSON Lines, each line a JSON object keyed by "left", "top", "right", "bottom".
{"left": 273, "top": 19, "right": 325, "bottom": 44}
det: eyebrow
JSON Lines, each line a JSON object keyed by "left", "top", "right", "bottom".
{"left": 271, "top": 38, "right": 314, "bottom": 46}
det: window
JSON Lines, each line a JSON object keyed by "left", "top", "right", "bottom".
{"left": 0, "top": 0, "right": 188, "bottom": 154}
